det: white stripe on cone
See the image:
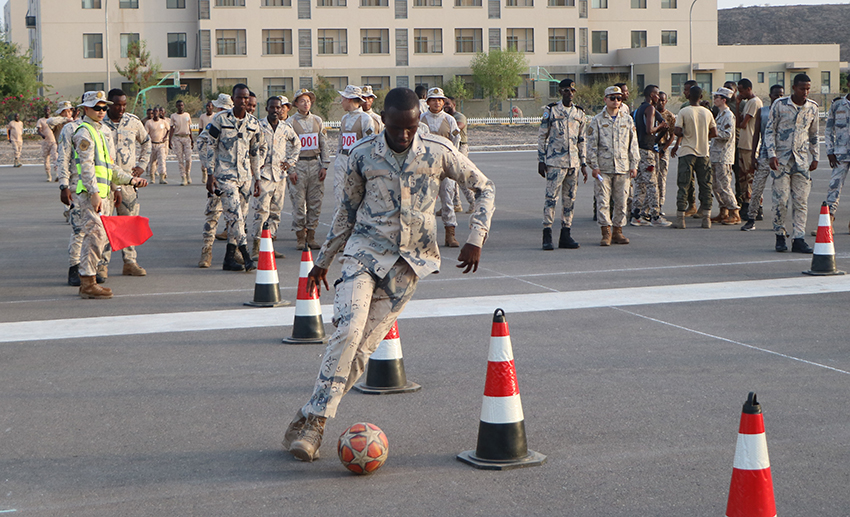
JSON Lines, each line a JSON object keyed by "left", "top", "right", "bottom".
{"left": 732, "top": 433, "right": 771, "bottom": 470}
{"left": 255, "top": 269, "right": 280, "bottom": 285}
{"left": 294, "top": 297, "right": 322, "bottom": 317}
{"left": 260, "top": 238, "right": 275, "bottom": 253}
{"left": 818, "top": 212, "right": 832, "bottom": 227}
{"left": 488, "top": 336, "right": 514, "bottom": 362}
{"left": 299, "top": 260, "right": 312, "bottom": 277}
{"left": 370, "top": 337, "right": 402, "bottom": 360}
{"left": 480, "top": 394, "right": 525, "bottom": 424}
{"left": 813, "top": 241, "right": 835, "bottom": 256}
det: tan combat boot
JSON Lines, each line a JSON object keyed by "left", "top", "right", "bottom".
{"left": 711, "top": 207, "right": 728, "bottom": 223}
{"left": 674, "top": 211, "right": 687, "bottom": 229}
{"left": 79, "top": 275, "right": 113, "bottom": 299}
{"left": 690, "top": 205, "right": 703, "bottom": 218}
{"left": 295, "top": 229, "right": 307, "bottom": 250}
{"left": 251, "top": 238, "right": 261, "bottom": 261}
{"left": 122, "top": 262, "right": 147, "bottom": 276}
{"left": 445, "top": 226, "right": 460, "bottom": 247}
{"left": 600, "top": 226, "right": 612, "bottom": 246}
{"left": 684, "top": 204, "right": 698, "bottom": 217}
{"left": 722, "top": 208, "right": 741, "bottom": 225}
{"left": 282, "top": 408, "right": 309, "bottom": 452}
{"left": 215, "top": 230, "right": 228, "bottom": 241}
{"left": 97, "top": 264, "right": 108, "bottom": 281}
{"left": 198, "top": 245, "right": 213, "bottom": 268}
{"left": 611, "top": 226, "right": 630, "bottom": 244}
{"left": 306, "top": 229, "right": 321, "bottom": 250}
{"left": 289, "top": 414, "right": 328, "bottom": 462}
{"left": 700, "top": 209, "right": 712, "bottom": 229}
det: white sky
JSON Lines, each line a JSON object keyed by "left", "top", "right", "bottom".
{"left": 718, "top": 0, "right": 840, "bottom": 9}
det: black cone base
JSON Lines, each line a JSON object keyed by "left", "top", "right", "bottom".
{"left": 457, "top": 421, "right": 546, "bottom": 470}
{"left": 353, "top": 358, "right": 421, "bottom": 394}
{"left": 245, "top": 284, "right": 290, "bottom": 307}
{"left": 282, "top": 315, "right": 328, "bottom": 344}
{"left": 354, "top": 381, "right": 421, "bottom": 395}
{"left": 457, "top": 449, "right": 547, "bottom": 471}
{"left": 803, "top": 255, "right": 846, "bottom": 276}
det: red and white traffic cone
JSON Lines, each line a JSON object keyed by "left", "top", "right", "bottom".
{"left": 804, "top": 201, "right": 846, "bottom": 276}
{"left": 725, "top": 392, "right": 776, "bottom": 517}
{"left": 457, "top": 308, "right": 546, "bottom": 470}
{"left": 281, "top": 246, "right": 328, "bottom": 345}
{"left": 353, "top": 321, "right": 421, "bottom": 394}
{"left": 245, "top": 222, "right": 290, "bottom": 307}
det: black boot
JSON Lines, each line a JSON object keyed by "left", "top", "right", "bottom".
{"left": 223, "top": 243, "right": 245, "bottom": 271}
{"left": 68, "top": 264, "right": 81, "bottom": 286}
{"left": 791, "top": 238, "right": 813, "bottom": 254}
{"left": 542, "top": 228, "right": 554, "bottom": 250}
{"left": 756, "top": 206, "right": 764, "bottom": 221}
{"left": 239, "top": 244, "right": 256, "bottom": 271}
{"left": 740, "top": 202, "right": 749, "bottom": 220}
{"left": 558, "top": 227, "right": 580, "bottom": 249}
{"left": 775, "top": 235, "right": 788, "bottom": 252}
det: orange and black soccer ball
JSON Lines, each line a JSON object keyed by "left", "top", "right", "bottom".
{"left": 337, "top": 422, "right": 389, "bottom": 475}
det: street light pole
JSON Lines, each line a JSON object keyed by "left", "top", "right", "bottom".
{"left": 689, "top": 0, "right": 698, "bottom": 81}
{"left": 104, "top": 0, "right": 110, "bottom": 91}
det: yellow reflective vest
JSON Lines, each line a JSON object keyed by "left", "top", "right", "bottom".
{"left": 75, "top": 121, "right": 114, "bottom": 198}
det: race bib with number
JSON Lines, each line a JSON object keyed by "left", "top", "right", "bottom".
{"left": 341, "top": 132, "right": 358, "bottom": 150}
{"left": 300, "top": 132, "right": 319, "bottom": 151}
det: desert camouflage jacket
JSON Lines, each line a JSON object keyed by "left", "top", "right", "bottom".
{"left": 104, "top": 113, "right": 151, "bottom": 174}
{"left": 765, "top": 96, "right": 819, "bottom": 176}
{"left": 586, "top": 108, "right": 640, "bottom": 174}
{"left": 258, "top": 117, "right": 301, "bottom": 182}
{"left": 538, "top": 101, "right": 586, "bottom": 169}
{"left": 825, "top": 96, "right": 850, "bottom": 162}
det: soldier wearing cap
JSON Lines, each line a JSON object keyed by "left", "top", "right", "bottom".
{"left": 420, "top": 87, "right": 462, "bottom": 247}
{"left": 286, "top": 88, "right": 330, "bottom": 250}
{"left": 145, "top": 107, "right": 170, "bottom": 184}
{"left": 57, "top": 100, "right": 86, "bottom": 286}
{"left": 709, "top": 87, "right": 740, "bottom": 225}
{"left": 37, "top": 104, "right": 73, "bottom": 181}
{"left": 538, "top": 78, "right": 586, "bottom": 250}
{"left": 334, "top": 85, "right": 377, "bottom": 205}
{"left": 169, "top": 100, "right": 194, "bottom": 186}
{"left": 73, "top": 91, "right": 148, "bottom": 299}
{"left": 205, "top": 83, "right": 265, "bottom": 272}
{"left": 361, "top": 85, "right": 384, "bottom": 133}
{"left": 197, "top": 94, "right": 234, "bottom": 268}
{"left": 251, "top": 95, "right": 301, "bottom": 260}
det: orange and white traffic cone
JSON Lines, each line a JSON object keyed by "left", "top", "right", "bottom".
{"left": 457, "top": 309, "right": 546, "bottom": 470}
{"left": 725, "top": 392, "right": 776, "bottom": 517}
{"left": 281, "top": 246, "right": 328, "bottom": 345}
{"left": 804, "top": 201, "right": 846, "bottom": 276}
{"left": 353, "top": 321, "right": 421, "bottom": 394}
{"left": 245, "top": 223, "right": 290, "bottom": 307}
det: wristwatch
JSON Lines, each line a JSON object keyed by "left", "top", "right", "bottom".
{"left": 59, "top": 184, "right": 68, "bottom": 191}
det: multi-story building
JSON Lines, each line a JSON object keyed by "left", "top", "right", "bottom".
{"left": 5, "top": 0, "right": 841, "bottom": 115}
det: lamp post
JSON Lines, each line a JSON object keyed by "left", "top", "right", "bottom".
{"left": 689, "top": 0, "right": 698, "bottom": 80}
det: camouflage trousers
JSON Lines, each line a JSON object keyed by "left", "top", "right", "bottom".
{"left": 825, "top": 161, "right": 850, "bottom": 216}
{"left": 78, "top": 193, "right": 114, "bottom": 278}
{"left": 595, "top": 172, "right": 630, "bottom": 228}
{"left": 11, "top": 139, "right": 21, "bottom": 162}
{"left": 251, "top": 177, "right": 287, "bottom": 240}
{"left": 201, "top": 165, "right": 208, "bottom": 184}
{"left": 711, "top": 162, "right": 739, "bottom": 210}
{"left": 202, "top": 192, "right": 223, "bottom": 247}
{"left": 68, "top": 194, "right": 85, "bottom": 266}
{"left": 288, "top": 159, "right": 324, "bottom": 231}
{"left": 102, "top": 186, "right": 141, "bottom": 265}
{"left": 737, "top": 149, "right": 754, "bottom": 204}
{"left": 333, "top": 153, "right": 349, "bottom": 206}
{"left": 42, "top": 140, "right": 57, "bottom": 180}
{"left": 149, "top": 143, "right": 167, "bottom": 182}
{"left": 543, "top": 167, "right": 578, "bottom": 228}
{"left": 657, "top": 147, "right": 670, "bottom": 208}
{"left": 219, "top": 179, "right": 251, "bottom": 246}
{"left": 676, "top": 155, "right": 712, "bottom": 212}
{"left": 302, "top": 257, "right": 419, "bottom": 419}
{"left": 631, "top": 149, "right": 660, "bottom": 218}
{"left": 172, "top": 136, "right": 192, "bottom": 182}
{"left": 440, "top": 178, "right": 458, "bottom": 227}
{"left": 748, "top": 159, "right": 771, "bottom": 220}
{"left": 772, "top": 166, "right": 811, "bottom": 239}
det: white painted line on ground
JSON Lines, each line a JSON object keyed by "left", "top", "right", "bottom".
{"left": 2, "top": 275, "right": 850, "bottom": 343}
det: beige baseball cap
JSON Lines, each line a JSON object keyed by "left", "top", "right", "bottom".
{"left": 278, "top": 95, "right": 292, "bottom": 106}
{"left": 604, "top": 86, "right": 623, "bottom": 97}
{"left": 292, "top": 88, "right": 316, "bottom": 105}
{"left": 426, "top": 87, "right": 447, "bottom": 100}
{"left": 77, "top": 90, "right": 112, "bottom": 108}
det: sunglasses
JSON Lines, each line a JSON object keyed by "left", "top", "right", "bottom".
{"left": 559, "top": 87, "right": 577, "bottom": 93}
{"left": 89, "top": 105, "right": 109, "bottom": 112}
{"left": 607, "top": 96, "right": 623, "bottom": 102}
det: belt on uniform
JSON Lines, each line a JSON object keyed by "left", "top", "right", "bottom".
{"left": 340, "top": 150, "right": 350, "bottom": 156}
{"left": 299, "top": 155, "right": 319, "bottom": 161}
{"left": 175, "top": 133, "right": 190, "bottom": 137}
{"left": 152, "top": 141, "right": 165, "bottom": 144}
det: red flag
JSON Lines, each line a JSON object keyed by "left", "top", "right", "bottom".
{"left": 100, "top": 216, "right": 153, "bottom": 251}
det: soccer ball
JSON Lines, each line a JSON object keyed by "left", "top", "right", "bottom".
{"left": 337, "top": 422, "right": 389, "bottom": 475}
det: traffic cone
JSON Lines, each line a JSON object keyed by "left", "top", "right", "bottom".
{"left": 353, "top": 321, "right": 421, "bottom": 395}
{"left": 804, "top": 201, "right": 846, "bottom": 276}
{"left": 281, "top": 246, "right": 328, "bottom": 345}
{"left": 725, "top": 392, "right": 776, "bottom": 517}
{"left": 245, "top": 223, "right": 290, "bottom": 307}
{"left": 457, "top": 308, "right": 546, "bottom": 470}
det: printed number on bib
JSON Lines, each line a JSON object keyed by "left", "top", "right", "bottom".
{"left": 341, "top": 132, "right": 358, "bottom": 150}
{"left": 300, "top": 133, "right": 319, "bottom": 151}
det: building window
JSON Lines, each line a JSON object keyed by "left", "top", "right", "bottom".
{"left": 636, "top": 74, "right": 645, "bottom": 92}
{"left": 414, "top": 29, "right": 442, "bottom": 54}
{"left": 507, "top": 0, "right": 533, "bottom": 5}
{"left": 83, "top": 34, "right": 103, "bottom": 58}
{"left": 415, "top": 75, "right": 443, "bottom": 89}
{"left": 548, "top": 28, "right": 575, "bottom": 53}
{"left": 630, "top": 31, "right": 646, "bottom": 49}
{"left": 455, "top": 0, "right": 482, "bottom": 6}
{"left": 264, "top": 77, "right": 294, "bottom": 98}
{"left": 361, "top": 29, "right": 389, "bottom": 54}
{"left": 362, "top": 0, "right": 388, "bottom": 5}
{"left": 768, "top": 72, "right": 784, "bottom": 87}
{"left": 414, "top": 0, "right": 442, "bottom": 4}
{"left": 263, "top": 29, "right": 293, "bottom": 54}
{"left": 455, "top": 28, "right": 482, "bottom": 53}
{"left": 548, "top": 0, "right": 575, "bottom": 4}
{"left": 458, "top": 75, "right": 484, "bottom": 99}
{"left": 548, "top": 74, "right": 576, "bottom": 97}
{"left": 82, "top": 0, "right": 101, "bottom": 8}
{"left": 671, "top": 73, "right": 688, "bottom": 96}
{"left": 216, "top": 0, "right": 245, "bottom": 5}
{"left": 631, "top": 0, "right": 645, "bottom": 7}
{"left": 317, "top": 29, "right": 347, "bottom": 54}
{"left": 822, "top": 71, "right": 831, "bottom": 93}
{"left": 362, "top": 76, "right": 390, "bottom": 90}
{"left": 757, "top": 72, "right": 764, "bottom": 83}
{"left": 84, "top": 82, "right": 105, "bottom": 91}
{"left": 167, "top": 0, "right": 187, "bottom": 7}
{"left": 725, "top": 72, "right": 741, "bottom": 83}
{"left": 514, "top": 74, "right": 534, "bottom": 98}
{"left": 661, "top": 0, "right": 676, "bottom": 7}
{"left": 661, "top": 30, "right": 677, "bottom": 46}
{"left": 167, "top": 33, "right": 187, "bottom": 58}
{"left": 324, "top": 77, "right": 348, "bottom": 91}
{"left": 506, "top": 28, "right": 533, "bottom": 52}
{"left": 120, "top": 33, "right": 139, "bottom": 58}
{"left": 121, "top": 82, "right": 138, "bottom": 95}
{"left": 218, "top": 77, "right": 249, "bottom": 92}
{"left": 263, "top": 0, "right": 291, "bottom": 4}
{"left": 591, "top": 31, "right": 607, "bottom": 53}
{"left": 216, "top": 29, "right": 247, "bottom": 55}
{"left": 695, "top": 72, "right": 713, "bottom": 93}
{"left": 119, "top": 0, "right": 138, "bottom": 7}
{"left": 591, "top": 0, "right": 606, "bottom": 8}
{"left": 318, "top": 0, "right": 346, "bottom": 6}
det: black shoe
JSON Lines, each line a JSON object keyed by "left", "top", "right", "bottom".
{"left": 791, "top": 238, "right": 813, "bottom": 254}
{"left": 741, "top": 219, "right": 755, "bottom": 231}
{"left": 775, "top": 235, "right": 788, "bottom": 252}
{"left": 756, "top": 207, "right": 764, "bottom": 221}
{"left": 68, "top": 265, "right": 81, "bottom": 286}
{"left": 542, "top": 228, "right": 554, "bottom": 250}
{"left": 223, "top": 243, "right": 245, "bottom": 271}
{"left": 740, "top": 202, "right": 749, "bottom": 220}
{"left": 239, "top": 244, "right": 257, "bottom": 272}
{"left": 558, "top": 227, "right": 580, "bottom": 249}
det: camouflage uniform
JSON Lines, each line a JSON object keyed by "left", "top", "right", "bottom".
{"left": 825, "top": 96, "right": 850, "bottom": 216}
{"left": 302, "top": 131, "right": 495, "bottom": 418}
{"left": 252, "top": 117, "right": 301, "bottom": 240}
{"left": 420, "top": 109, "right": 461, "bottom": 227}
{"left": 709, "top": 106, "right": 739, "bottom": 210}
{"left": 538, "top": 101, "right": 586, "bottom": 228}
{"left": 287, "top": 111, "right": 330, "bottom": 232}
{"left": 451, "top": 110, "right": 476, "bottom": 207}
{"left": 207, "top": 109, "right": 264, "bottom": 247}
{"left": 748, "top": 105, "right": 773, "bottom": 220}
{"left": 586, "top": 107, "right": 640, "bottom": 227}
{"left": 37, "top": 116, "right": 68, "bottom": 181}
{"left": 334, "top": 107, "right": 376, "bottom": 204}
{"left": 365, "top": 108, "right": 384, "bottom": 134}
{"left": 632, "top": 102, "right": 664, "bottom": 219}
{"left": 657, "top": 108, "right": 677, "bottom": 208}
{"left": 198, "top": 112, "right": 215, "bottom": 183}
{"left": 103, "top": 113, "right": 151, "bottom": 265}
{"left": 197, "top": 115, "right": 224, "bottom": 247}
{"left": 57, "top": 119, "right": 84, "bottom": 266}
{"left": 765, "top": 96, "right": 819, "bottom": 239}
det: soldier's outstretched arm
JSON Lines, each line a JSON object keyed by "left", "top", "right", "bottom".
{"left": 456, "top": 244, "right": 481, "bottom": 274}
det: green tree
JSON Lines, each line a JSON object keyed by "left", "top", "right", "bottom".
{"left": 470, "top": 48, "right": 528, "bottom": 113}
{"left": 443, "top": 76, "right": 472, "bottom": 111}
{"left": 0, "top": 37, "right": 44, "bottom": 98}
{"left": 115, "top": 40, "right": 161, "bottom": 96}
{"left": 313, "top": 76, "right": 337, "bottom": 120}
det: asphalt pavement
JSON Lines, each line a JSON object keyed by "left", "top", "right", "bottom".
{"left": 1, "top": 151, "right": 849, "bottom": 516}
